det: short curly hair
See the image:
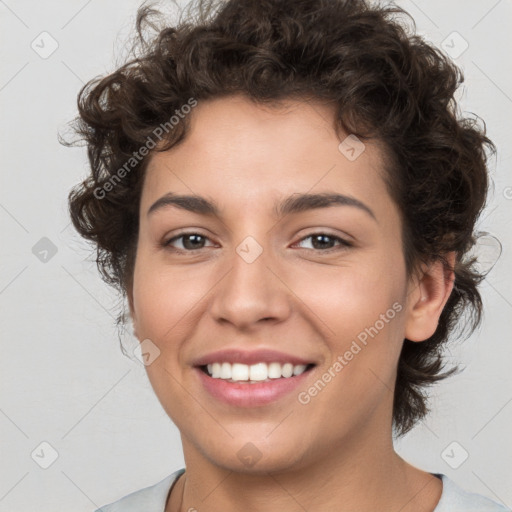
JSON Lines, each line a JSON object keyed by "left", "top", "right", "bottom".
{"left": 64, "top": 0, "right": 496, "bottom": 436}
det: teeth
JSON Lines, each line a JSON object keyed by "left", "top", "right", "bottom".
{"left": 204, "top": 362, "right": 309, "bottom": 381}
{"left": 268, "top": 362, "right": 282, "bottom": 379}
{"left": 220, "top": 362, "right": 231, "bottom": 379}
{"left": 232, "top": 363, "right": 249, "bottom": 381}
{"left": 282, "top": 363, "right": 293, "bottom": 378}
{"left": 249, "top": 362, "right": 267, "bottom": 381}
{"left": 292, "top": 364, "right": 307, "bottom": 376}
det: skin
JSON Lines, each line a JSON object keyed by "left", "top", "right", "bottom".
{"left": 129, "top": 94, "right": 455, "bottom": 512}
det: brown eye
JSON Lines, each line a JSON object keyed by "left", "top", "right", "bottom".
{"left": 163, "top": 233, "right": 214, "bottom": 251}
{"left": 295, "top": 233, "right": 352, "bottom": 251}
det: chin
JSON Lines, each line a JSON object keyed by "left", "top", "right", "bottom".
{"left": 200, "top": 437, "right": 312, "bottom": 476}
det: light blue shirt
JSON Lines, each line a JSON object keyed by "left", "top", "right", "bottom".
{"left": 94, "top": 468, "right": 510, "bottom": 511}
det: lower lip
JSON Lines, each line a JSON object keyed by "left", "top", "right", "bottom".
{"left": 195, "top": 366, "right": 314, "bottom": 407}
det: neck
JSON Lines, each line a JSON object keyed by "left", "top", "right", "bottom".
{"left": 167, "top": 423, "right": 442, "bottom": 512}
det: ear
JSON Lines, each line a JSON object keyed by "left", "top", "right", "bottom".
{"left": 404, "top": 252, "right": 456, "bottom": 342}
{"left": 126, "top": 286, "right": 140, "bottom": 340}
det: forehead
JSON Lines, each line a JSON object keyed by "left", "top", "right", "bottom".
{"left": 142, "top": 95, "right": 392, "bottom": 217}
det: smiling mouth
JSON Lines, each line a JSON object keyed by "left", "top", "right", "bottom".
{"left": 198, "top": 362, "right": 316, "bottom": 383}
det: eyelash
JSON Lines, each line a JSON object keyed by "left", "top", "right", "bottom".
{"left": 162, "top": 231, "right": 353, "bottom": 254}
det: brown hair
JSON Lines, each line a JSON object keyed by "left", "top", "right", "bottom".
{"left": 63, "top": 0, "right": 497, "bottom": 436}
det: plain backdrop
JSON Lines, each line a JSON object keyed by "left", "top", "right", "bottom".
{"left": 0, "top": 0, "right": 511, "bottom": 510}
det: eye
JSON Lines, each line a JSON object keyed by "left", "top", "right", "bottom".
{"left": 162, "top": 232, "right": 216, "bottom": 252}
{"left": 162, "top": 231, "right": 352, "bottom": 253}
{"left": 293, "top": 232, "right": 353, "bottom": 252}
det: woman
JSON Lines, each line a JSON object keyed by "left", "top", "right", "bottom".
{"left": 66, "top": 0, "right": 508, "bottom": 510}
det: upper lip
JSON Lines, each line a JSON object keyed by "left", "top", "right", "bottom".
{"left": 192, "top": 349, "right": 316, "bottom": 367}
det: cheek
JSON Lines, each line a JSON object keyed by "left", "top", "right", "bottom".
{"left": 132, "top": 252, "right": 174, "bottom": 339}
{"left": 298, "top": 257, "right": 406, "bottom": 379}
{"left": 300, "top": 267, "right": 405, "bottom": 416}
{"left": 302, "top": 260, "right": 402, "bottom": 330}
{"left": 131, "top": 253, "right": 213, "bottom": 342}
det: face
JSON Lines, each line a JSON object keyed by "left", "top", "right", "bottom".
{"left": 130, "top": 95, "right": 441, "bottom": 474}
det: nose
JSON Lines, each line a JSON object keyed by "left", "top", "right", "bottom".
{"left": 209, "top": 240, "right": 292, "bottom": 331}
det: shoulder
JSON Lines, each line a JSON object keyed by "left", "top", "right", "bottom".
{"left": 434, "top": 474, "right": 510, "bottom": 512}
{"left": 94, "top": 468, "right": 185, "bottom": 512}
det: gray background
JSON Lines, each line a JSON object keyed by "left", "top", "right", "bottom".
{"left": 0, "top": 0, "right": 511, "bottom": 510}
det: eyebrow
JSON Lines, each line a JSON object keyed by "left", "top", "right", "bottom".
{"left": 147, "top": 192, "right": 376, "bottom": 221}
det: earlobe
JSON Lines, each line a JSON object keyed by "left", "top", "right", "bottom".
{"left": 131, "top": 316, "right": 139, "bottom": 340}
{"left": 127, "top": 288, "right": 139, "bottom": 339}
{"left": 404, "top": 252, "right": 456, "bottom": 342}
